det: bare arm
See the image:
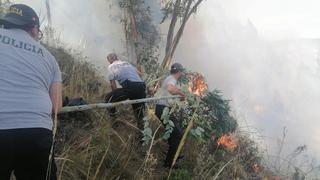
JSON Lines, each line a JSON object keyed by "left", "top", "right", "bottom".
{"left": 50, "top": 82, "right": 63, "bottom": 113}
{"left": 110, "top": 80, "right": 117, "bottom": 91}
{"left": 167, "top": 84, "right": 186, "bottom": 98}
{"left": 136, "top": 69, "right": 143, "bottom": 78}
{"left": 136, "top": 65, "right": 143, "bottom": 78}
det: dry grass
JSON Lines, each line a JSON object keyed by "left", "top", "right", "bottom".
{"left": 49, "top": 45, "right": 169, "bottom": 179}
{"left": 47, "top": 45, "right": 320, "bottom": 180}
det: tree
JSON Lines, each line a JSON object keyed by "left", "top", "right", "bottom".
{"left": 118, "top": 0, "right": 160, "bottom": 67}
{"left": 161, "top": 0, "right": 205, "bottom": 70}
{"left": 114, "top": 0, "right": 206, "bottom": 88}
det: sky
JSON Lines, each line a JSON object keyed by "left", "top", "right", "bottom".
{"left": 10, "top": 0, "right": 320, "bottom": 170}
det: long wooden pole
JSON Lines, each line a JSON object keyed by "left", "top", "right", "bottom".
{"left": 60, "top": 95, "right": 181, "bottom": 113}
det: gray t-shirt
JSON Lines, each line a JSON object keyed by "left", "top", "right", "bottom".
{"left": 0, "top": 28, "right": 62, "bottom": 130}
{"left": 108, "top": 60, "right": 143, "bottom": 85}
{"left": 157, "top": 75, "right": 177, "bottom": 107}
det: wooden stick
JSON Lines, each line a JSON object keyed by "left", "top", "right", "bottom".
{"left": 60, "top": 95, "right": 181, "bottom": 113}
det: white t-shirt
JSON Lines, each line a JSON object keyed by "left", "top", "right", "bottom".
{"left": 157, "top": 75, "right": 177, "bottom": 107}
{"left": 107, "top": 60, "right": 143, "bottom": 85}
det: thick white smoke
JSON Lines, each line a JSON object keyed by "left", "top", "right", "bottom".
{"left": 13, "top": 0, "right": 125, "bottom": 73}
{"left": 175, "top": 1, "right": 320, "bottom": 161}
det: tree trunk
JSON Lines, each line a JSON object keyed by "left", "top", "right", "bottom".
{"left": 165, "top": 0, "right": 181, "bottom": 55}
{"left": 154, "top": 0, "right": 204, "bottom": 91}
{"left": 127, "top": 0, "right": 139, "bottom": 65}
{"left": 161, "top": 0, "right": 193, "bottom": 69}
{"left": 170, "top": 0, "right": 204, "bottom": 61}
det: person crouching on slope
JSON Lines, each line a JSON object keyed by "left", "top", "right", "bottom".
{"left": 0, "top": 4, "right": 62, "bottom": 180}
{"left": 155, "top": 63, "right": 186, "bottom": 168}
{"left": 105, "top": 53, "right": 146, "bottom": 141}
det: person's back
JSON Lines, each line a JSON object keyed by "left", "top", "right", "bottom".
{"left": 157, "top": 75, "right": 177, "bottom": 107}
{"left": 105, "top": 54, "right": 146, "bottom": 143}
{"left": 108, "top": 60, "right": 143, "bottom": 85}
{"left": 0, "top": 28, "right": 60, "bottom": 130}
{"left": 0, "top": 4, "right": 62, "bottom": 180}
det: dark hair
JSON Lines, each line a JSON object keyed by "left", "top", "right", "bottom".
{"left": 107, "top": 53, "right": 118, "bottom": 61}
{"left": 170, "top": 69, "right": 180, "bottom": 74}
{"left": 3, "top": 21, "right": 34, "bottom": 32}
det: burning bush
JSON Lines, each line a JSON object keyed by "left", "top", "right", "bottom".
{"left": 165, "top": 72, "right": 238, "bottom": 143}
{"left": 188, "top": 73, "right": 208, "bottom": 97}
{"left": 217, "top": 134, "right": 238, "bottom": 151}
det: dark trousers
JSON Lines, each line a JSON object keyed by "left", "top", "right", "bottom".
{"left": 0, "top": 128, "right": 57, "bottom": 180}
{"left": 155, "top": 104, "right": 183, "bottom": 167}
{"left": 105, "top": 81, "right": 146, "bottom": 132}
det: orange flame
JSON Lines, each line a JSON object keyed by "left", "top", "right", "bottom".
{"left": 217, "top": 134, "right": 238, "bottom": 150}
{"left": 188, "top": 75, "right": 208, "bottom": 96}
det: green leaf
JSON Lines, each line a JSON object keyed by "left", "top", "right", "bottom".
{"left": 168, "top": 120, "right": 175, "bottom": 127}
{"left": 195, "top": 128, "right": 202, "bottom": 136}
{"left": 163, "top": 133, "right": 171, "bottom": 140}
{"left": 143, "top": 116, "right": 149, "bottom": 122}
{"left": 143, "top": 127, "right": 152, "bottom": 138}
{"left": 197, "top": 127, "right": 205, "bottom": 132}
{"left": 144, "top": 121, "right": 149, "bottom": 128}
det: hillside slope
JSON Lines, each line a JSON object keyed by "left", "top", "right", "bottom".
{"left": 49, "top": 45, "right": 288, "bottom": 180}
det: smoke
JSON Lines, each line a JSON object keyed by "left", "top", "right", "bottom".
{"left": 13, "top": 0, "right": 320, "bottom": 161}
{"left": 13, "top": 0, "right": 126, "bottom": 73}
{"left": 175, "top": 0, "right": 320, "bottom": 160}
